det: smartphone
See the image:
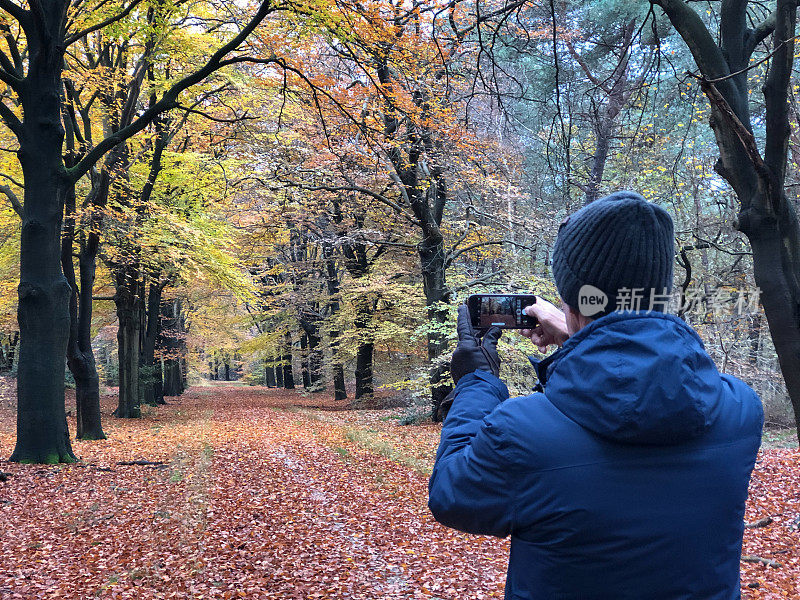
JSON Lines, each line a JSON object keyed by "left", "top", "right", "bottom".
{"left": 467, "top": 294, "right": 538, "bottom": 329}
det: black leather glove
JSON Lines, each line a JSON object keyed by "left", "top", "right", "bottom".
{"left": 450, "top": 304, "right": 502, "bottom": 385}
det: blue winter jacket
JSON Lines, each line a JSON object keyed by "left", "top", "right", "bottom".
{"left": 429, "top": 311, "right": 763, "bottom": 600}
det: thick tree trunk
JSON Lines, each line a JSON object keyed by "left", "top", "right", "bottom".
{"left": 323, "top": 244, "right": 347, "bottom": 400}
{"left": 352, "top": 298, "right": 374, "bottom": 400}
{"left": 159, "top": 297, "right": 184, "bottom": 397}
{"left": 265, "top": 360, "right": 276, "bottom": 387}
{"left": 420, "top": 235, "right": 452, "bottom": 421}
{"left": 354, "top": 342, "right": 374, "bottom": 399}
{"left": 141, "top": 283, "right": 165, "bottom": 406}
{"left": 282, "top": 332, "right": 295, "bottom": 389}
{"left": 275, "top": 357, "right": 284, "bottom": 387}
{"left": 300, "top": 334, "right": 311, "bottom": 389}
{"left": 114, "top": 268, "right": 142, "bottom": 418}
{"left": 10, "top": 27, "right": 77, "bottom": 461}
{"left": 12, "top": 170, "right": 75, "bottom": 462}
{"left": 740, "top": 204, "right": 800, "bottom": 435}
{"left": 63, "top": 198, "right": 105, "bottom": 438}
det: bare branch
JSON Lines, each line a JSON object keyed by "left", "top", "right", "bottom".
{"left": 695, "top": 77, "right": 776, "bottom": 209}
{"left": 0, "top": 171, "right": 23, "bottom": 188}
{"left": 762, "top": 0, "right": 795, "bottom": 187}
{"left": 446, "top": 239, "right": 532, "bottom": 267}
{"left": 0, "top": 0, "right": 27, "bottom": 22}
{"left": 741, "top": 555, "right": 782, "bottom": 568}
{"left": 68, "top": 0, "right": 274, "bottom": 182}
{"left": 451, "top": 269, "right": 507, "bottom": 294}
{"left": 652, "top": 0, "right": 731, "bottom": 79}
{"left": 0, "top": 58, "right": 22, "bottom": 90}
{"left": 0, "top": 100, "right": 22, "bottom": 137}
{"left": 65, "top": 0, "right": 146, "bottom": 46}
{"left": 746, "top": 11, "right": 777, "bottom": 57}
{"left": 0, "top": 183, "right": 22, "bottom": 216}
{"left": 283, "top": 180, "right": 420, "bottom": 226}
{"left": 175, "top": 104, "right": 254, "bottom": 123}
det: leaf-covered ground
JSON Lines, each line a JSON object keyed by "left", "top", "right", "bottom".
{"left": 0, "top": 381, "right": 798, "bottom": 599}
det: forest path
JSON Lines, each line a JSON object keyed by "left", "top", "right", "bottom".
{"left": 0, "top": 383, "right": 798, "bottom": 598}
{"left": 0, "top": 384, "right": 508, "bottom": 599}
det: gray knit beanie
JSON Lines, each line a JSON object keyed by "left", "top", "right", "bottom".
{"left": 552, "top": 191, "right": 674, "bottom": 317}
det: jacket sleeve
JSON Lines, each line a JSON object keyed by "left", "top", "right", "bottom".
{"left": 428, "top": 369, "right": 518, "bottom": 537}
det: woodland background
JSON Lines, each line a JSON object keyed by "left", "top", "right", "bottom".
{"left": 0, "top": 0, "right": 799, "bottom": 598}
{"left": 0, "top": 0, "right": 797, "bottom": 435}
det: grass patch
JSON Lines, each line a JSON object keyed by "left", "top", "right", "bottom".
{"left": 344, "top": 428, "right": 430, "bottom": 475}
{"left": 762, "top": 428, "right": 798, "bottom": 449}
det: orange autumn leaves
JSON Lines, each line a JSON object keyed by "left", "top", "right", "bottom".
{"left": 0, "top": 381, "right": 798, "bottom": 599}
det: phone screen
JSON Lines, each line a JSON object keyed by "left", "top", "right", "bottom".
{"left": 468, "top": 294, "right": 537, "bottom": 329}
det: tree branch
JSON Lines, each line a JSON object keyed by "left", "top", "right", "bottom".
{"left": 762, "top": 0, "right": 795, "bottom": 188}
{"left": 653, "top": 0, "right": 729, "bottom": 78}
{"left": 0, "top": 100, "right": 22, "bottom": 137}
{"left": 175, "top": 104, "right": 254, "bottom": 123}
{"left": 652, "top": 0, "right": 740, "bottom": 112}
{"left": 741, "top": 555, "right": 782, "bottom": 568}
{"left": 64, "top": 0, "right": 146, "bottom": 46}
{"left": 0, "top": 0, "right": 27, "bottom": 22}
{"left": 68, "top": 0, "right": 274, "bottom": 182}
{"left": 564, "top": 40, "right": 608, "bottom": 93}
{"left": 0, "top": 64, "right": 22, "bottom": 91}
{"left": 696, "top": 77, "right": 776, "bottom": 209}
{"left": 451, "top": 269, "right": 507, "bottom": 294}
{"left": 746, "top": 11, "right": 778, "bottom": 57}
{"left": 282, "top": 180, "right": 420, "bottom": 226}
{"left": 720, "top": 0, "right": 749, "bottom": 70}
{"left": 0, "top": 183, "right": 22, "bottom": 216}
{"left": 446, "top": 239, "right": 531, "bottom": 267}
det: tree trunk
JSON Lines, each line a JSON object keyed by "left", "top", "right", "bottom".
{"left": 275, "top": 357, "right": 284, "bottom": 387}
{"left": 10, "top": 24, "right": 76, "bottom": 461}
{"left": 265, "top": 359, "right": 276, "bottom": 387}
{"left": 352, "top": 297, "right": 374, "bottom": 400}
{"left": 308, "top": 327, "right": 324, "bottom": 391}
{"left": 141, "top": 283, "right": 165, "bottom": 406}
{"left": 163, "top": 359, "right": 182, "bottom": 396}
{"left": 323, "top": 243, "right": 347, "bottom": 400}
{"left": 655, "top": 0, "right": 800, "bottom": 437}
{"left": 741, "top": 207, "right": 800, "bottom": 434}
{"left": 114, "top": 268, "right": 142, "bottom": 418}
{"left": 61, "top": 169, "right": 106, "bottom": 438}
{"left": 64, "top": 243, "right": 105, "bottom": 439}
{"left": 282, "top": 332, "right": 295, "bottom": 389}
{"left": 159, "top": 297, "right": 184, "bottom": 397}
{"left": 300, "top": 318, "right": 324, "bottom": 392}
{"left": 300, "top": 334, "right": 311, "bottom": 389}
{"left": 419, "top": 234, "right": 452, "bottom": 421}
{"left": 354, "top": 341, "right": 374, "bottom": 399}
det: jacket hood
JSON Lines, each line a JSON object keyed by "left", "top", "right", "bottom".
{"left": 542, "top": 311, "right": 723, "bottom": 445}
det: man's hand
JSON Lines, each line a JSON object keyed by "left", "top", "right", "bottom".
{"left": 521, "top": 296, "right": 569, "bottom": 352}
{"left": 450, "top": 304, "right": 502, "bottom": 385}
